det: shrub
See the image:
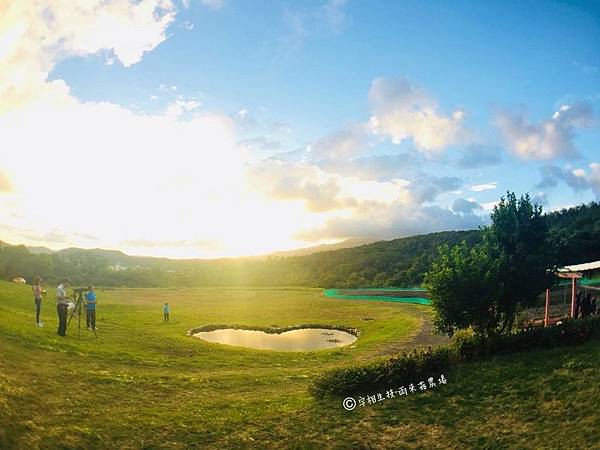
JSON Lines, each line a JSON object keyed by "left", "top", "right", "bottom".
{"left": 312, "top": 346, "right": 455, "bottom": 397}
{"left": 312, "top": 316, "right": 600, "bottom": 397}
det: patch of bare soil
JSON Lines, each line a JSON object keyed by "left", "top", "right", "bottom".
{"left": 377, "top": 309, "right": 450, "bottom": 357}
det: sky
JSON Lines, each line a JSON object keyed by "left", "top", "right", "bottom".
{"left": 0, "top": 0, "right": 599, "bottom": 258}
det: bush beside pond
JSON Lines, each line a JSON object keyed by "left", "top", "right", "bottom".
{"left": 312, "top": 316, "right": 600, "bottom": 397}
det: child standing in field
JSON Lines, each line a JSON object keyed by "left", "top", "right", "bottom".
{"left": 163, "top": 302, "right": 170, "bottom": 323}
{"left": 85, "top": 286, "right": 97, "bottom": 330}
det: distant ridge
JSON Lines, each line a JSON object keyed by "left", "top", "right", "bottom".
{"left": 20, "top": 239, "right": 377, "bottom": 263}
{"left": 266, "top": 238, "right": 376, "bottom": 257}
{"left": 27, "top": 246, "right": 55, "bottom": 255}
{"left": 1, "top": 201, "right": 598, "bottom": 288}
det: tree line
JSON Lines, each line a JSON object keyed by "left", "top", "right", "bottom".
{"left": 1, "top": 200, "right": 599, "bottom": 289}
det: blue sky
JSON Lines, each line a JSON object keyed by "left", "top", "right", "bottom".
{"left": 2, "top": 0, "right": 600, "bottom": 257}
{"left": 51, "top": 0, "right": 600, "bottom": 203}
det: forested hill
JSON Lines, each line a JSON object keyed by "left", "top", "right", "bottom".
{"left": 1, "top": 202, "right": 599, "bottom": 288}
{"left": 291, "top": 230, "right": 481, "bottom": 287}
{"left": 546, "top": 202, "right": 600, "bottom": 265}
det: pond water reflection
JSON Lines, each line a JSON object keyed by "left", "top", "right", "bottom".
{"left": 192, "top": 327, "right": 357, "bottom": 351}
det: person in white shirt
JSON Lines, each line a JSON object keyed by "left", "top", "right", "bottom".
{"left": 56, "top": 279, "right": 69, "bottom": 336}
{"left": 32, "top": 277, "right": 45, "bottom": 327}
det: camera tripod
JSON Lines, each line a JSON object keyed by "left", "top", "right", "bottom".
{"left": 66, "top": 289, "right": 97, "bottom": 339}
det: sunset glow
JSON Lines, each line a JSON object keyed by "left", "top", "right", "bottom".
{"left": 1, "top": 1, "right": 598, "bottom": 257}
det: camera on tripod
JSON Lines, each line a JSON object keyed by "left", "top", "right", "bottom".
{"left": 67, "top": 287, "right": 87, "bottom": 310}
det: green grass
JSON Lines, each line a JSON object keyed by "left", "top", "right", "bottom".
{"left": 1, "top": 280, "right": 599, "bottom": 449}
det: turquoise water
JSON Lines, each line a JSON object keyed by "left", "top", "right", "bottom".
{"left": 323, "top": 288, "right": 431, "bottom": 305}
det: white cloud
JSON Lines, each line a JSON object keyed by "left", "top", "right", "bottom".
{"left": 590, "top": 163, "right": 600, "bottom": 198}
{"left": 470, "top": 182, "right": 497, "bottom": 192}
{"left": 322, "top": 0, "right": 351, "bottom": 34}
{"left": 0, "top": 171, "right": 13, "bottom": 192}
{"left": 0, "top": 87, "right": 344, "bottom": 256}
{"left": 481, "top": 201, "right": 499, "bottom": 211}
{"left": 315, "top": 153, "right": 416, "bottom": 181}
{"left": 238, "top": 136, "right": 282, "bottom": 153}
{"left": 532, "top": 192, "right": 548, "bottom": 206}
{"left": 0, "top": 1, "right": 510, "bottom": 256}
{"left": 0, "top": 92, "right": 248, "bottom": 242}
{"left": 452, "top": 198, "right": 483, "bottom": 214}
{"left": 286, "top": 77, "right": 470, "bottom": 190}
{"left": 572, "top": 60, "right": 599, "bottom": 76}
{"left": 0, "top": 1, "right": 176, "bottom": 114}
{"left": 412, "top": 176, "right": 463, "bottom": 203}
{"left": 182, "top": 0, "right": 225, "bottom": 10}
{"left": 538, "top": 163, "right": 600, "bottom": 199}
{"left": 159, "top": 83, "right": 178, "bottom": 92}
{"left": 367, "top": 77, "right": 466, "bottom": 153}
{"left": 247, "top": 155, "right": 476, "bottom": 243}
{"left": 538, "top": 165, "right": 590, "bottom": 191}
{"left": 296, "top": 202, "right": 484, "bottom": 241}
{"left": 247, "top": 161, "right": 347, "bottom": 213}
{"left": 246, "top": 159, "right": 411, "bottom": 213}
{"left": 310, "top": 123, "right": 369, "bottom": 160}
{"left": 276, "top": 0, "right": 351, "bottom": 62}
{"left": 496, "top": 102, "right": 593, "bottom": 160}
{"left": 0, "top": 0, "right": 335, "bottom": 257}
{"left": 232, "top": 108, "right": 257, "bottom": 129}
{"left": 164, "top": 99, "right": 202, "bottom": 117}
{"left": 200, "top": 0, "right": 225, "bottom": 10}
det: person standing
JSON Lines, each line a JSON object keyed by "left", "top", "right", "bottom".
{"left": 85, "top": 286, "right": 97, "bottom": 330}
{"left": 32, "top": 277, "right": 45, "bottom": 327}
{"left": 582, "top": 293, "right": 592, "bottom": 318}
{"left": 163, "top": 302, "right": 170, "bottom": 323}
{"left": 56, "top": 278, "right": 69, "bottom": 337}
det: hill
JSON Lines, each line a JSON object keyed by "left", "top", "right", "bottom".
{"left": 26, "top": 246, "right": 56, "bottom": 255}
{"left": 267, "top": 238, "right": 376, "bottom": 257}
{"left": 1, "top": 201, "right": 599, "bottom": 287}
{"left": 546, "top": 202, "right": 600, "bottom": 264}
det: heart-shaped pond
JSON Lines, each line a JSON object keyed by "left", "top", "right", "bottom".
{"left": 191, "top": 327, "right": 358, "bottom": 351}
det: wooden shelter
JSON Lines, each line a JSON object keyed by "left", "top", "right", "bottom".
{"left": 544, "top": 260, "right": 600, "bottom": 326}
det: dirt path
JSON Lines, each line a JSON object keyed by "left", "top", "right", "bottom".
{"left": 377, "top": 308, "right": 450, "bottom": 357}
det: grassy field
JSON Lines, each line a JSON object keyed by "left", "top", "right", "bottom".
{"left": 1, "top": 280, "right": 599, "bottom": 449}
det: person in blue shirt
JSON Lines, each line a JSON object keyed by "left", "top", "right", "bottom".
{"left": 85, "top": 286, "right": 97, "bottom": 330}
{"left": 163, "top": 302, "right": 170, "bottom": 323}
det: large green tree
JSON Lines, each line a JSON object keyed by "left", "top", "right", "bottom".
{"left": 425, "top": 192, "right": 555, "bottom": 336}
{"left": 488, "top": 192, "right": 555, "bottom": 332}
{"left": 425, "top": 241, "right": 501, "bottom": 336}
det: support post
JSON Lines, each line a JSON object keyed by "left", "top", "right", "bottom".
{"left": 544, "top": 288, "right": 550, "bottom": 327}
{"left": 570, "top": 277, "right": 577, "bottom": 318}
